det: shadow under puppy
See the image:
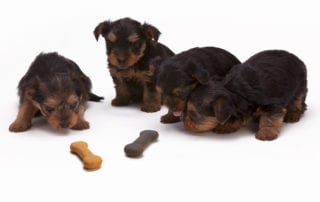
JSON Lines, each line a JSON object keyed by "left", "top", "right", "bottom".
{"left": 155, "top": 47, "right": 240, "bottom": 123}
{"left": 184, "top": 50, "right": 307, "bottom": 141}
{"left": 94, "top": 17, "right": 174, "bottom": 112}
{"left": 9, "top": 52, "right": 103, "bottom": 132}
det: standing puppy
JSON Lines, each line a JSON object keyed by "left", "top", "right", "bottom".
{"left": 184, "top": 50, "right": 307, "bottom": 140}
{"left": 94, "top": 17, "right": 174, "bottom": 112}
{"left": 155, "top": 47, "right": 241, "bottom": 123}
{"left": 9, "top": 52, "right": 103, "bottom": 132}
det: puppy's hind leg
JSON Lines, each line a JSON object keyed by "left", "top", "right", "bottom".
{"left": 256, "top": 108, "right": 286, "bottom": 141}
{"left": 284, "top": 93, "right": 307, "bottom": 123}
{"left": 9, "top": 100, "right": 38, "bottom": 132}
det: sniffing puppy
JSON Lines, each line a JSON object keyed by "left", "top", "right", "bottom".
{"left": 155, "top": 47, "right": 241, "bottom": 123}
{"left": 9, "top": 52, "right": 103, "bottom": 132}
{"left": 94, "top": 17, "right": 174, "bottom": 112}
{"left": 184, "top": 50, "right": 307, "bottom": 141}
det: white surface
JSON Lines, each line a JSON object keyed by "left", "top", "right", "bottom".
{"left": 0, "top": 0, "right": 319, "bottom": 201}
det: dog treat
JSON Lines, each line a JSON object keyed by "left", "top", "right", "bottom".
{"left": 124, "top": 130, "right": 159, "bottom": 157}
{"left": 70, "top": 141, "right": 102, "bottom": 170}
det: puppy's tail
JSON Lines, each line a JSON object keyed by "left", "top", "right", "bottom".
{"left": 89, "top": 92, "right": 104, "bottom": 102}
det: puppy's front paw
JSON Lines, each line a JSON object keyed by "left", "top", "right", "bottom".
{"left": 213, "top": 122, "right": 241, "bottom": 134}
{"left": 9, "top": 121, "right": 31, "bottom": 132}
{"left": 111, "top": 97, "right": 130, "bottom": 106}
{"left": 161, "top": 113, "right": 180, "bottom": 123}
{"left": 72, "top": 120, "right": 90, "bottom": 130}
{"left": 284, "top": 111, "right": 301, "bottom": 123}
{"left": 256, "top": 127, "right": 278, "bottom": 141}
{"left": 141, "top": 104, "right": 161, "bottom": 113}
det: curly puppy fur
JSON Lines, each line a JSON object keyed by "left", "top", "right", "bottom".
{"left": 184, "top": 50, "right": 307, "bottom": 141}
{"left": 155, "top": 47, "right": 240, "bottom": 123}
{"left": 94, "top": 17, "right": 174, "bottom": 112}
{"left": 9, "top": 52, "right": 103, "bottom": 132}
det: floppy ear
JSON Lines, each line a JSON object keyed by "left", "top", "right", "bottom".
{"left": 192, "top": 69, "right": 209, "bottom": 85}
{"left": 93, "top": 21, "right": 112, "bottom": 41}
{"left": 187, "top": 62, "right": 209, "bottom": 85}
{"left": 150, "top": 56, "right": 163, "bottom": 68}
{"left": 213, "top": 97, "right": 233, "bottom": 124}
{"left": 142, "top": 23, "right": 161, "bottom": 42}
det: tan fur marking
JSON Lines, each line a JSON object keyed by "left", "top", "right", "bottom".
{"left": 9, "top": 100, "right": 39, "bottom": 132}
{"left": 71, "top": 105, "right": 89, "bottom": 130}
{"left": 44, "top": 97, "right": 59, "bottom": 108}
{"left": 184, "top": 114, "right": 218, "bottom": 132}
{"left": 107, "top": 32, "right": 117, "bottom": 42}
{"left": 256, "top": 109, "right": 286, "bottom": 140}
{"left": 284, "top": 94, "right": 305, "bottom": 123}
{"left": 107, "top": 52, "right": 118, "bottom": 67}
{"left": 67, "top": 94, "right": 78, "bottom": 104}
{"left": 127, "top": 42, "right": 146, "bottom": 67}
{"left": 213, "top": 120, "right": 242, "bottom": 134}
{"left": 128, "top": 33, "right": 139, "bottom": 42}
{"left": 184, "top": 102, "right": 218, "bottom": 132}
{"left": 141, "top": 85, "right": 161, "bottom": 112}
{"left": 172, "top": 88, "right": 182, "bottom": 97}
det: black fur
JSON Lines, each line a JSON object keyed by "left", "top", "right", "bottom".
{"left": 184, "top": 50, "right": 307, "bottom": 140}
{"left": 155, "top": 46, "right": 240, "bottom": 123}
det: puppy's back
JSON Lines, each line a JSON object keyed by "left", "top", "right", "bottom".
{"left": 177, "top": 47, "right": 240, "bottom": 78}
{"left": 225, "top": 50, "right": 307, "bottom": 105}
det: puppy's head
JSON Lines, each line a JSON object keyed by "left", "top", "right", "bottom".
{"left": 183, "top": 82, "right": 234, "bottom": 132}
{"left": 155, "top": 58, "right": 209, "bottom": 117}
{"left": 94, "top": 17, "right": 160, "bottom": 69}
{"left": 25, "top": 74, "right": 86, "bottom": 129}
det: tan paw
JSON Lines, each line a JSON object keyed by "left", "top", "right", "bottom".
{"left": 9, "top": 121, "right": 31, "bottom": 132}
{"left": 284, "top": 111, "right": 301, "bottom": 123}
{"left": 256, "top": 127, "right": 278, "bottom": 141}
{"left": 141, "top": 104, "right": 161, "bottom": 113}
{"left": 111, "top": 98, "right": 130, "bottom": 106}
{"left": 71, "top": 120, "right": 90, "bottom": 130}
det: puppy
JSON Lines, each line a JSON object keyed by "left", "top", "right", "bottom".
{"left": 9, "top": 52, "right": 103, "bottom": 132}
{"left": 184, "top": 50, "right": 307, "bottom": 140}
{"left": 94, "top": 17, "right": 174, "bottom": 112}
{"left": 155, "top": 47, "right": 241, "bottom": 123}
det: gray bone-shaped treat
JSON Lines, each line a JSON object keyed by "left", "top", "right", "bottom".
{"left": 124, "top": 130, "right": 159, "bottom": 157}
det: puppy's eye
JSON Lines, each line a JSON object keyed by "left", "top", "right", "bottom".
{"left": 70, "top": 102, "right": 78, "bottom": 110}
{"left": 44, "top": 106, "right": 54, "bottom": 113}
{"left": 132, "top": 41, "right": 141, "bottom": 50}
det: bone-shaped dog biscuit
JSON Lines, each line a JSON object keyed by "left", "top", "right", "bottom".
{"left": 124, "top": 130, "right": 159, "bottom": 157}
{"left": 70, "top": 141, "right": 102, "bottom": 170}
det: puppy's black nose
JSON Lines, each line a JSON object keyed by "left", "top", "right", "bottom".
{"left": 117, "top": 58, "right": 126, "bottom": 65}
{"left": 60, "top": 120, "right": 69, "bottom": 128}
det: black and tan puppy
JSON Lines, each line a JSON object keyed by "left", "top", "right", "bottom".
{"left": 94, "top": 17, "right": 174, "bottom": 112}
{"left": 9, "top": 52, "right": 103, "bottom": 132}
{"left": 184, "top": 50, "right": 307, "bottom": 141}
{"left": 155, "top": 47, "right": 241, "bottom": 123}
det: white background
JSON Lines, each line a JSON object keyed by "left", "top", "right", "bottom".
{"left": 0, "top": 0, "right": 319, "bottom": 201}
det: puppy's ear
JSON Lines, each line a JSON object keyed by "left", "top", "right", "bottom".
{"left": 142, "top": 23, "right": 161, "bottom": 42}
{"left": 187, "top": 63, "right": 209, "bottom": 85}
{"left": 192, "top": 69, "right": 209, "bottom": 85}
{"left": 94, "top": 21, "right": 111, "bottom": 41}
{"left": 150, "top": 56, "right": 163, "bottom": 68}
{"left": 213, "top": 97, "right": 233, "bottom": 124}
